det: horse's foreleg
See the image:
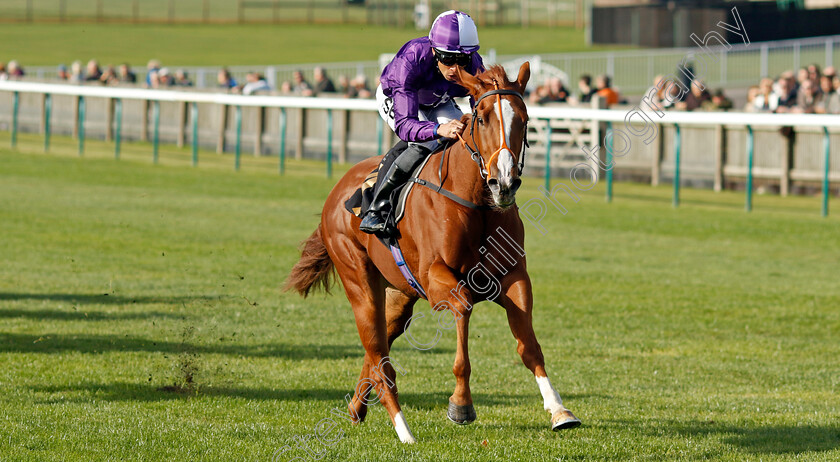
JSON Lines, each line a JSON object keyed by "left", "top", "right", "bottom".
{"left": 427, "top": 261, "right": 476, "bottom": 424}
{"left": 349, "top": 360, "right": 372, "bottom": 424}
{"left": 500, "top": 273, "right": 581, "bottom": 431}
{"left": 333, "top": 255, "right": 416, "bottom": 443}
{"left": 347, "top": 289, "right": 416, "bottom": 425}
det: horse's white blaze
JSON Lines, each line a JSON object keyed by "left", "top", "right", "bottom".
{"left": 536, "top": 376, "right": 565, "bottom": 414}
{"left": 495, "top": 99, "right": 516, "bottom": 181}
{"left": 498, "top": 150, "right": 514, "bottom": 181}
{"left": 496, "top": 99, "right": 514, "bottom": 148}
{"left": 393, "top": 411, "right": 416, "bottom": 444}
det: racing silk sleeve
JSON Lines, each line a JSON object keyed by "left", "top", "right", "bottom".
{"left": 388, "top": 59, "right": 439, "bottom": 143}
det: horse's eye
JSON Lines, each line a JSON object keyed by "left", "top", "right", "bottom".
{"left": 477, "top": 117, "right": 484, "bottom": 125}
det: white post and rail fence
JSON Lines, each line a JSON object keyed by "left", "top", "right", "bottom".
{"left": 1, "top": 81, "right": 837, "bottom": 216}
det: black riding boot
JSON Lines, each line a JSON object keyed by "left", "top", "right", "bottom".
{"left": 359, "top": 144, "right": 431, "bottom": 234}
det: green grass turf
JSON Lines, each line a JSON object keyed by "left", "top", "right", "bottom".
{"left": 0, "top": 23, "right": 614, "bottom": 68}
{"left": 1, "top": 133, "right": 839, "bottom": 461}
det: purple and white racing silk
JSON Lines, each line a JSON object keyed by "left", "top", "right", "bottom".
{"left": 379, "top": 37, "right": 484, "bottom": 143}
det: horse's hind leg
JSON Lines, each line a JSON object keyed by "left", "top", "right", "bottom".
{"left": 348, "top": 287, "right": 416, "bottom": 424}
{"left": 500, "top": 272, "right": 581, "bottom": 431}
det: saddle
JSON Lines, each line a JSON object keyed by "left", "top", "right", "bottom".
{"left": 344, "top": 142, "right": 437, "bottom": 237}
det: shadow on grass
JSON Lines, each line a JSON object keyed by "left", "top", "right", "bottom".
{"left": 29, "top": 382, "right": 361, "bottom": 403}
{"left": 675, "top": 420, "right": 840, "bottom": 455}
{"left": 605, "top": 418, "right": 840, "bottom": 456}
{"left": 0, "top": 308, "right": 185, "bottom": 321}
{"left": 29, "top": 382, "right": 576, "bottom": 411}
{"left": 0, "top": 332, "right": 364, "bottom": 359}
{"left": 0, "top": 292, "right": 223, "bottom": 306}
{"left": 401, "top": 390, "right": 602, "bottom": 411}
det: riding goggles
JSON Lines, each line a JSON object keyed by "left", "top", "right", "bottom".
{"left": 433, "top": 48, "right": 472, "bottom": 67}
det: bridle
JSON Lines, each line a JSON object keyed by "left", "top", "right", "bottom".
{"left": 456, "top": 81, "right": 529, "bottom": 179}
{"left": 409, "top": 80, "right": 529, "bottom": 212}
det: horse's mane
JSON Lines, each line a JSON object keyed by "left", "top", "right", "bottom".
{"left": 467, "top": 65, "right": 517, "bottom": 97}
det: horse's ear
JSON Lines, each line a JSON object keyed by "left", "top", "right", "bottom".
{"left": 455, "top": 67, "right": 483, "bottom": 97}
{"left": 515, "top": 62, "right": 531, "bottom": 94}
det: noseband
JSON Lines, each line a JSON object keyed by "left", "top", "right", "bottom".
{"left": 457, "top": 82, "right": 529, "bottom": 179}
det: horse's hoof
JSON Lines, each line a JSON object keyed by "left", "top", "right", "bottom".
{"left": 349, "top": 404, "right": 367, "bottom": 424}
{"left": 447, "top": 399, "right": 476, "bottom": 425}
{"left": 551, "top": 409, "right": 581, "bottom": 431}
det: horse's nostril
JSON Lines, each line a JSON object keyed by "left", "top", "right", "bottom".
{"left": 487, "top": 178, "right": 499, "bottom": 189}
{"left": 512, "top": 178, "right": 522, "bottom": 192}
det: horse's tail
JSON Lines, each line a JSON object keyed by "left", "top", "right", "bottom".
{"left": 284, "top": 224, "right": 335, "bottom": 297}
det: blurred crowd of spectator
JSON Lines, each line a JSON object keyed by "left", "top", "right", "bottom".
{"left": 0, "top": 59, "right": 374, "bottom": 100}
{"left": 0, "top": 60, "right": 26, "bottom": 79}
{"left": 4, "top": 58, "right": 839, "bottom": 114}
{"left": 642, "top": 74, "right": 734, "bottom": 112}
{"left": 744, "top": 64, "right": 840, "bottom": 114}
{"left": 216, "top": 66, "right": 374, "bottom": 98}
{"left": 528, "top": 73, "right": 625, "bottom": 107}
{"left": 522, "top": 64, "right": 839, "bottom": 115}
{"left": 143, "top": 60, "right": 193, "bottom": 88}
{"left": 214, "top": 65, "right": 373, "bottom": 98}
{"left": 258, "top": 67, "right": 374, "bottom": 98}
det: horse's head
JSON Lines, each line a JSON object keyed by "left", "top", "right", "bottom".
{"left": 455, "top": 62, "right": 531, "bottom": 209}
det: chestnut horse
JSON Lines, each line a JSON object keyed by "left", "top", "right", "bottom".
{"left": 286, "top": 62, "right": 579, "bottom": 443}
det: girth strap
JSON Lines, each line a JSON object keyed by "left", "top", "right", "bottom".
{"left": 389, "top": 242, "right": 427, "bottom": 299}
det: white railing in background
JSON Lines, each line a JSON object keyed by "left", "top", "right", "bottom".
{"left": 0, "top": 81, "right": 379, "bottom": 110}
{"left": 0, "top": 80, "right": 837, "bottom": 216}
{"left": 23, "top": 34, "right": 840, "bottom": 96}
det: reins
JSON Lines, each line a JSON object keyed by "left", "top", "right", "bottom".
{"left": 405, "top": 139, "right": 493, "bottom": 211}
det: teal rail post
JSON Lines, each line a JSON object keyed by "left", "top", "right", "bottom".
{"left": 823, "top": 127, "right": 831, "bottom": 217}
{"left": 376, "top": 116, "right": 384, "bottom": 157}
{"left": 746, "top": 125, "right": 754, "bottom": 212}
{"left": 326, "top": 109, "right": 333, "bottom": 178}
{"left": 152, "top": 101, "right": 160, "bottom": 164}
{"left": 114, "top": 98, "right": 122, "bottom": 160}
{"left": 673, "top": 124, "right": 681, "bottom": 208}
{"left": 544, "top": 119, "right": 553, "bottom": 191}
{"left": 44, "top": 94, "right": 52, "bottom": 152}
{"left": 11, "top": 92, "right": 19, "bottom": 148}
{"left": 606, "top": 122, "right": 613, "bottom": 203}
{"left": 78, "top": 96, "right": 86, "bottom": 156}
{"left": 279, "top": 107, "right": 287, "bottom": 175}
{"left": 234, "top": 106, "right": 242, "bottom": 171}
{"left": 191, "top": 102, "right": 198, "bottom": 167}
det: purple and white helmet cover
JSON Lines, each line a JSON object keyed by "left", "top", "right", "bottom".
{"left": 428, "top": 10, "right": 479, "bottom": 53}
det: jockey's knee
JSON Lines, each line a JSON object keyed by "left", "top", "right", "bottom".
{"left": 394, "top": 144, "right": 430, "bottom": 171}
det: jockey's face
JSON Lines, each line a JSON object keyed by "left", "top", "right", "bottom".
{"left": 434, "top": 48, "right": 471, "bottom": 82}
{"left": 437, "top": 60, "right": 460, "bottom": 82}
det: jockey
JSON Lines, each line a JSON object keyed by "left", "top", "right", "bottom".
{"left": 359, "top": 10, "right": 486, "bottom": 234}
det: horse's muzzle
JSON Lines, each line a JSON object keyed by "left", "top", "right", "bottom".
{"left": 488, "top": 177, "right": 522, "bottom": 208}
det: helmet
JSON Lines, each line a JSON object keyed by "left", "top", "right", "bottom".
{"left": 428, "top": 10, "right": 479, "bottom": 54}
